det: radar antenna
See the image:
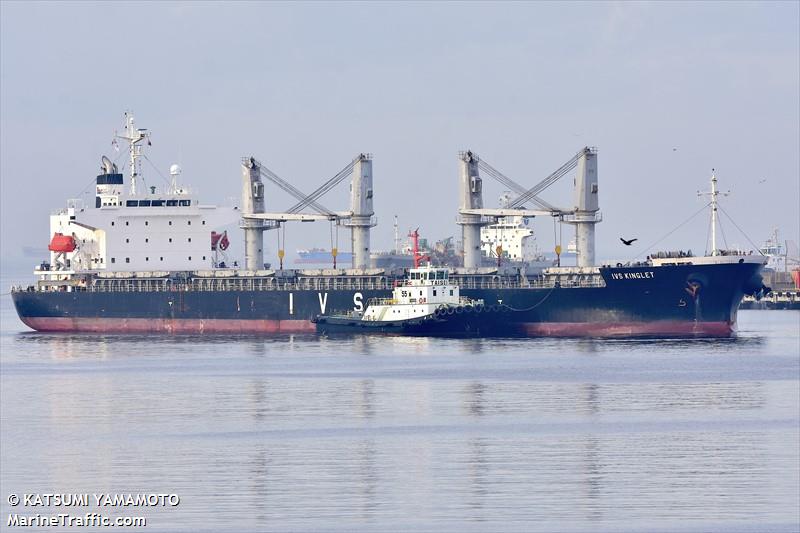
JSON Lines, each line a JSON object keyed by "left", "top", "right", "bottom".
{"left": 114, "top": 112, "right": 151, "bottom": 195}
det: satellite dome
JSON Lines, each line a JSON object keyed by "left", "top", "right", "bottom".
{"left": 169, "top": 164, "right": 182, "bottom": 176}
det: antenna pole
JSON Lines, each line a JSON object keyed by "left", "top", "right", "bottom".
{"left": 711, "top": 170, "right": 718, "bottom": 255}
{"left": 698, "top": 169, "right": 730, "bottom": 256}
{"left": 115, "top": 112, "right": 149, "bottom": 196}
{"left": 394, "top": 215, "right": 399, "bottom": 254}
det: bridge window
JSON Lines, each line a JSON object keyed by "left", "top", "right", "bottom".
{"left": 151, "top": 200, "right": 164, "bottom": 207}
{"left": 167, "top": 200, "right": 178, "bottom": 207}
{"left": 139, "top": 200, "right": 151, "bottom": 207}
{"left": 180, "top": 200, "right": 191, "bottom": 207}
{"left": 125, "top": 257, "right": 130, "bottom": 263}
{"left": 111, "top": 258, "right": 115, "bottom": 264}
{"left": 126, "top": 200, "right": 137, "bottom": 207}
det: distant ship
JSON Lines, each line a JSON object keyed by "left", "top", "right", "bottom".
{"left": 740, "top": 229, "right": 799, "bottom": 310}
{"left": 10, "top": 114, "right": 771, "bottom": 337}
{"left": 295, "top": 248, "right": 353, "bottom": 265}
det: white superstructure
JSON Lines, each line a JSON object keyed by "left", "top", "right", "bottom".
{"left": 480, "top": 215, "right": 540, "bottom": 261}
{"left": 362, "top": 265, "right": 474, "bottom": 322}
{"left": 41, "top": 113, "right": 239, "bottom": 276}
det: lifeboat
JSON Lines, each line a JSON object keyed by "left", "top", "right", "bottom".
{"left": 48, "top": 233, "right": 77, "bottom": 253}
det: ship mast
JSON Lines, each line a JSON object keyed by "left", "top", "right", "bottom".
{"left": 698, "top": 169, "right": 730, "bottom": 256}
{"left": 394, "top": 215, "right": 400, "bottom": 254}
{"left": 115, "top": 112, "right": 150, "bottom": 196}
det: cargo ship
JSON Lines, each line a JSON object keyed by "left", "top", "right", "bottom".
{"left": 739, "top": 229, "right": 800, "bottom": 310}
{"left": 296, "top": 248, "right": 354, "bottom": 265}
{"left": 10, "top": 114, "right": 770, "bottom": 337}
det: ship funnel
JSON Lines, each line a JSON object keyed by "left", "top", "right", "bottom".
{"left": 101, "top": 155, "right": 117, "bottom": 175}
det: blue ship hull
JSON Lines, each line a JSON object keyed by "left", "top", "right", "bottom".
{"left": 11, "top": 262, "right": 766, "bottom": 337}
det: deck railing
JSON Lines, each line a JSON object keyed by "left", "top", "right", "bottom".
{"left": 14, "top": 272, "right": 606, "bottom": 294}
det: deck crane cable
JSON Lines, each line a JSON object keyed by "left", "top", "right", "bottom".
{"left": 506, "top": 150, "right": 584, "bottom": 210}
{"left": 77, "top": 149, "right": 127, "bottom": 198}
{"left": 142, "top": 154, "right": 176, "bottom": 188}
{"left": 632, "top": 201, "right": 711, "bottom": 261}
{"left": 253, "top": 160, "right": 334, "bottom": 216}
{"left": 718, "top": 212, "right": 730, "bottom": 251}
{"left": 476, "top": 159, "right": 557, "bottom": 211}
{"left": 718, "top": 205, "right": 764, "bottom": 254}
{"left": 286, "top": 157, "right": 359, "bottom": 215}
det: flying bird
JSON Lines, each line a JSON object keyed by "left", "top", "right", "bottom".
{"left": 620, "top": 237, "right": 638, "bottom": 246}
{"left": 758, "top": 178, "right": 767, "bottom": 183}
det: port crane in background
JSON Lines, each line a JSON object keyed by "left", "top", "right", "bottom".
{"left": 240, "top": 154, "right": 376, "bottom": 270}
{"left": 458, "top": 147, "right": 601, "bottom": 268}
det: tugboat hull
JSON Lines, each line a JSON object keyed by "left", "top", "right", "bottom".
{"left": 314, "top": 306, "right": 514, "bottom": 337}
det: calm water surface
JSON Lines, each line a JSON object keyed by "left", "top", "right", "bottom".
{"left": 1, "top": 277, "right": 798, "bottom": 532}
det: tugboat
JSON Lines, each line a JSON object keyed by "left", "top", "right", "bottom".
{"left": 313, "top": 264, "right": 513, "bottom": 336}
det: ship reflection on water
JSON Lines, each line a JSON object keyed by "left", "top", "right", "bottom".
{"left": 1, "top": 312, "right": 797, "bottom": 531}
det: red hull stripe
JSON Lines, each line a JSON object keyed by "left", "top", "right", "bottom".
{"left": 21, "top": 317, "right": 316, "bottom": 334}
{"left": 518, "top": 321, "right": 733, "bottom": 337}
{"left": 20, "top": 317, "right": 733, "bottom": 337}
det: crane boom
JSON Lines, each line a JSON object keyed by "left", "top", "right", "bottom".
{"left": 506, "top": 148, "right": 586, "bottom": 209}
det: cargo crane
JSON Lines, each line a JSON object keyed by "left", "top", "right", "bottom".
{"left": 458, "top": 147, "right": 601, "bottom": 268}
{"left": 240, "top": 154, "right": 376, "bottom": 271}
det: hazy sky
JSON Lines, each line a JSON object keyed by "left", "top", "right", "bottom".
{"left": 1, "top": 1, "right": 798, "bottom": 269}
